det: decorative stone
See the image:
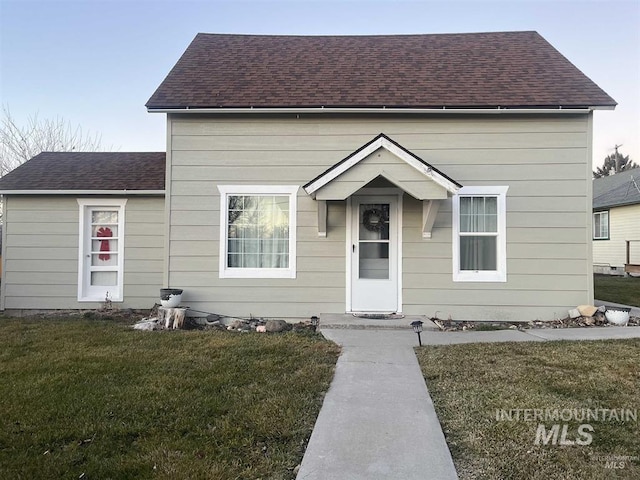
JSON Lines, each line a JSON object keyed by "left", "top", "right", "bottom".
{"left": 228, "top": 319, "right": 247, "bottom": 330}
{"left": 265, "top": 319, "right": 292, "bottom": 332}
{"left": 568, "top": 308, "right": 581, "bottom": 319}
{"left": 577, "top": 305, "right": 598, "bottom": 317}
{"left": 133, "top": 319, "right": 159, "bottom": 331}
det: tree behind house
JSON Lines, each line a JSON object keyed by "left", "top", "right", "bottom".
{"left": 593, "top": 145, "right": 638, "bottom": 178}
{"left": 0, "top": 106, "right": 107, "bottom": 176}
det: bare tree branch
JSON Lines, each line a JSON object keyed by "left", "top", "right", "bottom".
{"left": 1, "top": 105, "right": 108, "bottom": 176}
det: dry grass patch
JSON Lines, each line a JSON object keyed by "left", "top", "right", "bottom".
{"left": 416, "top": 340, "right": 640, "bottom": 479}
{"left": 0, "top": 317, "right": 340, "bottom": 479}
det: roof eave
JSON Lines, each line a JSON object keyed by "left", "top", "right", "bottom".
{"left": 147, "top": 105, "right": 614, "bottom": 114}
{"left": 0, "top": 189, "right": 166, "bottom": 195}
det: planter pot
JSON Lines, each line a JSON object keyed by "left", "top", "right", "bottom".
{"left": 160, "top": 288, "right": 183, "bottom": 308}
{"left": 605, "top": 309, "right": 630, "bottom": 326}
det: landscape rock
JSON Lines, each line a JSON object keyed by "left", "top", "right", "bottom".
{"left": 568, "top": 308, "right": 581, "bottom": 319}
{"left": 133, "top": 319, "right": 159, "bottom": 331}
{"left": 577, "top": 305, "right": 598, "bottom": 317}
{"left": 265, "top": 319, "right": 292, "bottom": 332}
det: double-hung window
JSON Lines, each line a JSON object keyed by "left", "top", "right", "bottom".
{"left": 593, "top": 211, "right": 609, "bottom": 240}
{"left": 453, "top": 186, "right": 508, "bottom": 282}
{"left": 218, "top": 185, "right": 298, "bottom": 278}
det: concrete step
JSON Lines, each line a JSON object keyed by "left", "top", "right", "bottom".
{"left": 318, "top": 313, "right": 439, "bottom": 331}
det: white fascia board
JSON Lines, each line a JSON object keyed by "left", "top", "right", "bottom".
{"left": 304, "top": 138, "right": 383, "bottom": 195}
{"left": 304, "top": 137, "right": 459, "bottom": 196}
{"left": 0, "top": 190, "right": 165, "bottom": 195}
{"left": 148, "top": 107, "right": 604, "bottom": 114}
{"left": 379, "top": 138, "right": 460, "bottom": 194}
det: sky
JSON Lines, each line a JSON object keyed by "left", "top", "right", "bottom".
{"left": 1, "top": 0, "right": 639, "bottom": 170}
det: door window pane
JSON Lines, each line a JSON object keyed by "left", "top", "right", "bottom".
{"left": 359, "top": 243, "right": 389, "bottom": 279}
{"left": 92, "top": 253, "right": 118, "bottom": 267}
{"left": 359, "top": 204, "right": 390, "bottom": 240}
{"left": 92, "top": 211, "right": 118, "bottom": 224}
{"left": 91, "top": 271, "right": 117, "bottom": 286}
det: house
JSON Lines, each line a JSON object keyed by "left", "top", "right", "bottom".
{"left": 0, "top": 31, "right": 616, "bottom": 320}
{"left": 592, "top": 169, "right": 640, "bottom": 275}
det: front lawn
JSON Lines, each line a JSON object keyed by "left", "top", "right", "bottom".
{"left": 417, "top": 340, "right": 640, "bottom": 479}
{"left": 0, "top": 317, "right": 340, "bottom": 479}
{"left": 594, "top": 274, "right": 640, "bottom": 307}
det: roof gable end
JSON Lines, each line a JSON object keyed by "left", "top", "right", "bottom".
{"left": 303, "top": 134, "right": 461, "bottom": 200}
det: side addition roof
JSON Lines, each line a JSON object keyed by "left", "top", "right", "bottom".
{"left": 593, "top": 169, "right": 640, "bottom": 210}
{"left": 147, "top": 31, "right": 616, "bottom": 111}
{"left": 0, "top": 152, "right": 166, "bottom": 194}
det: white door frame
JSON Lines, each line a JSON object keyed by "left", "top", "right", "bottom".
{"left": 77, "top": 198, "right": 127, "bottom": 302}
{"left": 346, "top": 188, "right": 403, "bottom": 313}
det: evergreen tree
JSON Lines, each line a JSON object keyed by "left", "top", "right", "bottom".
{"left": 593, "top": 145, "right": 638, "bottom": 178}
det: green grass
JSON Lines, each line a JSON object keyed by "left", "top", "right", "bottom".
{"left": 0, "top": 317, "right": 340, "bottom": 479}
{"left": 416, "top": 340, "right": 640, "bottom": 479}
{"left": 594, "top": 274, "right": 640, "bottom": 307}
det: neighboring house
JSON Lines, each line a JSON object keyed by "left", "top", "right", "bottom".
{"left": 0, "top": 31, "right": 616, "bottom": 320}
{"left": 592, "top": 169, "right": 640, "bottom": 275}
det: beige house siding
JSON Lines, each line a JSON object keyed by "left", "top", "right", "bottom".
{"left": 2, "top": 195, "right": 164, "bottom": 310}
{"left": 167, "top": 113, "right": 593, "bottom": 321}
{"left": 593, "top": 203, "right": 640, "bottom": 270}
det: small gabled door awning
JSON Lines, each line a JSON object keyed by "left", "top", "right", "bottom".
{"left": 303, "top": 134, "right": 462, "bottom": 238}
{"left": 303, "top": 133, "right": 461, "bottom": 200}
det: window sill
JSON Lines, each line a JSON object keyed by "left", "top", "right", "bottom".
{"left": 220, "top": 268, "right": 296, "bottom": 279}
{"left": 453, "top": 271, "right": 506, "bottom": 282}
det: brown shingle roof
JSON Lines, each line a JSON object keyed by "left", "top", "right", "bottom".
{"left": 0, "top": 152, "right": 165, "bottom": 192}
{"left": 146, "top": 31, "right": 615, "bottom": 110}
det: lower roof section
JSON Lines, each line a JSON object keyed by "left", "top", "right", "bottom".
{"left": 0, "top": 152, "right": 166, "bottom": 193}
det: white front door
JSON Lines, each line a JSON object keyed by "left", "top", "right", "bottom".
{"left": 350, "top": 195, "right": 399, "bottom": 312}
{"left": 77, "top": 199, "right": 126, "bottom": 302}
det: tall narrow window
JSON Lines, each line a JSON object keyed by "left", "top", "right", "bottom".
{"left": 453, "top": 186, "right": 508, "bottom": 282}
{"left": 219, "top": 186, "right": 297, "bottom": 278}
{"left": 77, "top": 199, "right": 127, "bottom": 301}
{"left": 593, "top": 211, "right": 609, "bottom": 240}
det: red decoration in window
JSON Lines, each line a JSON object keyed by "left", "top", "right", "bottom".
{"left": 97, "top": 227, "right": 113, "bottom": 261}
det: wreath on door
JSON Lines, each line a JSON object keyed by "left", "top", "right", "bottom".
{"left": 362, "top": 208, "right": 388, "bottom": 232}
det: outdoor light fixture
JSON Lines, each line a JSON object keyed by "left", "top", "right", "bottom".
{"left": 310, "top": 316, "right": 319, "bottom": 332}
{"left": 410, "top": 320, "right": 424, "bottom": 346}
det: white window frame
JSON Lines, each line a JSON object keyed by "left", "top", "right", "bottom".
{"left": 452, "top": 186, "right": 508, "bottom": 282}
{"left": 218, "top": 185, "right": 298, "bottom": 279}
{"left": 77, "top": 198, "right": 127, "bottom": 302}
{"left": 593, "top": 210, "right": 609, "bottom": 240}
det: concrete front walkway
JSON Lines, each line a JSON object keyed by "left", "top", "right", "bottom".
{"left": 297, "top": 323, "right": 640, "bottom": 480}
{"left": 296, "top": 329, "right": 458, "bottom": 480}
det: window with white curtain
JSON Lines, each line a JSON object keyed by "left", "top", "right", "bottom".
{"left": 218, "top": 185, "right": 298, "bottom": 278}
{"left": 593, "top": 211, "right": 609, "bottom": 240}
{"left": 453, "top": 186, "right": 508, "bottom": 282}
